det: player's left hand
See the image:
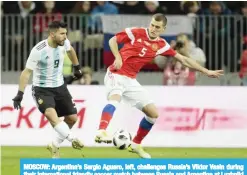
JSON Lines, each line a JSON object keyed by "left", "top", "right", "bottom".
{"left": 12, "top": 91, "right": 24, "bottom": 110}
{"left": 73, "top": 65, "right": 83, "bottom": 80}
{"left": 206, "top": 70, "right": 224, "bottom": 78}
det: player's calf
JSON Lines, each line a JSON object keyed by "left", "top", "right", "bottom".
{"left": 95, "top": 94, "right": 121, "bottom": 144}
{"left": 53, "top": 121, "right": 84, "bottom": 150}
{"left": 129, "top": 115, "right": 155, "bottom": 159}
{"left": 132, "top": 116, "right": 156, "bottom": 144}
{"left": 132, "top": 103, "right": 158, "bottom": 145}
{"left": 50, "top": 115, "right": 79, "bottom": 150}
{"left": 98, "top": 100, "right": 119, "bottom": 130}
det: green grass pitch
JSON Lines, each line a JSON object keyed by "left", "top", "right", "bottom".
{"left": 1, "top": 146, "right": 247, "bottom": 175}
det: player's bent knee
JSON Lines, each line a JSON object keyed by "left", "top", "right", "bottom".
{"left": 108, "top": 94, "right": 122, "bottom": 102}
{"left": 65, "top": 114, "right": 78, "bottom": 124}
{"left": 44, "top": 108, "right": 59, "bottom": 126}
{"left": 142, "top": 103, "right": 159, "bottom": 119}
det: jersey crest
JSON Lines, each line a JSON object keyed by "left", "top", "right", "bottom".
{"left": 151, "top": 43, "right": 159, "bottom": 52}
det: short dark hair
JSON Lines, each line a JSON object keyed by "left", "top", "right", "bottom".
{"left": 152, "top": 13, "right": 167, "bottom": 26}
{"left": 48, "top": 21, "right": 67, "bottom": 32}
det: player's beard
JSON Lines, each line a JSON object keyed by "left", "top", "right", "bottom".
{"left": 57, "top": 40, "right": 65, "bottom": 46}
{"left": 54, "top": 36, "right": 65, "bottom": 46}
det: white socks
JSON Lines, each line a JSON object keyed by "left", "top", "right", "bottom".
{"left": 53, "top": 121, "right": 75, "bottom": 147}
{"left": 52, "top": 132, "right": 64, "bottom": 147}
{"left": 145, "top": 116, "right": 157, "bottom": 124}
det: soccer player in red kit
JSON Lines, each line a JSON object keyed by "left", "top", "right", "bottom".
{"left": 95, "top": 13, "right": 223, "bottom": 158}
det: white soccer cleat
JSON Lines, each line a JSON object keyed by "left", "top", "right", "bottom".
{"left": 95, "top": 129, "right": 112, "bottom": 144}
{"left": 128, "top": 142, "right": 151, "bottom": 159}
{"left": 71, "top": 138, "right": 84, "bottom": 150}
{"left": 47, "top": 143, "right": 60, "bottom": 158}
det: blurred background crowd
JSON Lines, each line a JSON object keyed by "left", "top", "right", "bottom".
{"left": 1, "top": 1, "right": 247, "bottom": 86}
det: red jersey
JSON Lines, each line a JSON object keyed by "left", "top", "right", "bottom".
{"left": 109, "top": 27, "right": 177, "bottom": 78}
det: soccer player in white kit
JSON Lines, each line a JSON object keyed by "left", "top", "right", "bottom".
{"left": 12, "top": 21, "right": 84, "bottom": 158}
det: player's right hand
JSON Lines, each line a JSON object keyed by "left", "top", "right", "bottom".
{"left": 113, "top": 58, "right": 123, "bottom": 70}
{"left": 12, "top": 91, "right": 24, "bottom": 110}
{"left": 206, "top": 70, "right": 224, "bottom": 78}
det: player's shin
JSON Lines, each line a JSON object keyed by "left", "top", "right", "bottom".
{"left": 99, "top": 100, "right": 119, "bottom": 130}
{"left": 52, "top": 117, "right": 77, "bottom": 147}
{"left": 54, "top": 121, "right": 75, "bottom": 142}
{"left": 133, "top": 116, "right": 156, "bottom": 144}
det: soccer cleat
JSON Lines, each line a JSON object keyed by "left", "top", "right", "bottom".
{"left": 95, "top": 129, "right": 112, "bottom": 144}
{"left": 128, "top": 143, "right": 151, "bottom": 159}
{"left": 47, "top": 143, "right": 60, "bottom": 158}
{"left": 72, "top": 138, "right": 84, "bottom": 150}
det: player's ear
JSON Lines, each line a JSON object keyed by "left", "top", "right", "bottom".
{"left": 50, "top": 31, "right": 55, "bottom": 38}
{"left": 162, "top": 26, "right": 166, "bottom": 32}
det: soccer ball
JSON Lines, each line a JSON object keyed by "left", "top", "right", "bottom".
{"left": 113, "top": 129, "right": 132, "bottom": 150}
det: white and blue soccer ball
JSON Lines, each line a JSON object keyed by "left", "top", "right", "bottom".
{"left": 113, "top": 129, "right": 132, "bottom": 150}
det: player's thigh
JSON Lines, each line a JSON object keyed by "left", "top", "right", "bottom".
{"left": 104, "top": 70, "right": 125, "bottom": 101}
{"left": 123, "top": 81, "right": 153, "bottom": 111}
{"left": 54, "top": 84, "right": 77, "bottom": 117}
{"left": 32, "top": 86, "right": 56, "bottom": 114}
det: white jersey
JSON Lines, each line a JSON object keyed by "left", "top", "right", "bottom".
{"left": 26, "top": 39, "right": 71, "bottom": 88}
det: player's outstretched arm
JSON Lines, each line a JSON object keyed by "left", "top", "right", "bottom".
{"left": 12, "top": 68, "right": 32, "bottom": 110}
{"left": 174, "top": 53, "right": 224, "bottom": 78}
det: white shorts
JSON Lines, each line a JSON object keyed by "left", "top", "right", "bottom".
{"left": 104, "top": 69, "right": 153, "bottom": 110}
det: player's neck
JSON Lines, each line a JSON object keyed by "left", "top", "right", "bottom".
{"left": 47, "top": 37, "right": 58, "bottom": 48}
